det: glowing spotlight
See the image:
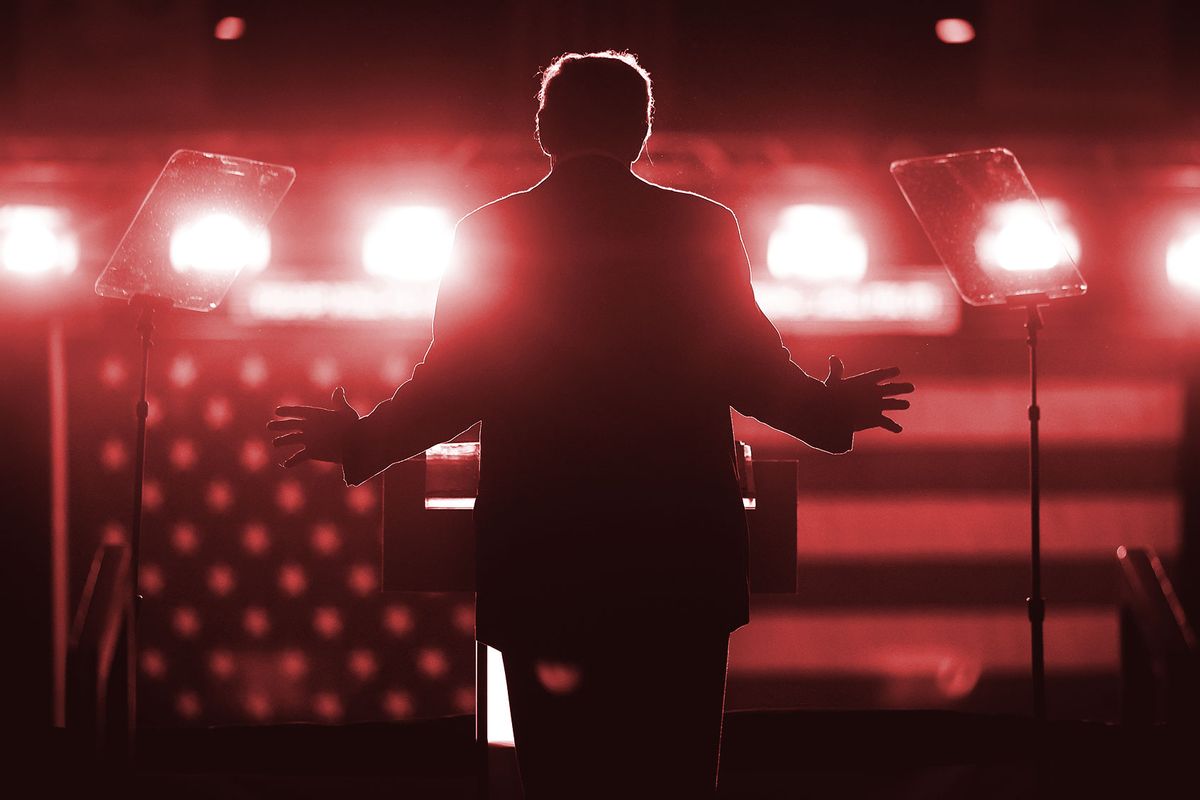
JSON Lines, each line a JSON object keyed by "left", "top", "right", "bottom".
{"left": 975, "top": 199, "right": 1080, "bottom": 273}
{"left": 214, "top": 16, "right": 246, "bottom": 41}
{"left": 1167, "top": 230, "right": 1200, "bottom": 293}
{"left": 169, "top": 213, "right": 270, "bottom": 274}
{"left": 0, "top": 205, "right": 79, "bottom": 275}
{"left": 362, "top": 206, "right": 455, "bottom": 281}
{"left": 935, "top": 18, "right": 976, "bottom": 44}
{"left": 767, "top": 204, "right": 869, "bottom": 283}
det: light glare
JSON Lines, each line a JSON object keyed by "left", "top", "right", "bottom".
{"left": 244, "top": 280, "right": 438, "bottom": 321}
{"left": 975, "top": 200, "right": 1079, "bottom": 273}
{"left": 1167, "top": 230, "right": 1200, "bottom": 293}
{"left": 0, "top": 205, "right": 79, "bottom": 275}
{"left": 487, "top": 646, "right": 515, "bottom": 746}
{"left": 767, "top": 204, "right": 869, "bottom": 283}
{"left": 935, "top": 18, "right": 976, "bottom": 44}
{"left": 214, "top": 17, "right": 246, "bottom": 41}
{"left": 170, "top": 213, "right": 270, "bottom": 274}
{"left": 362, "top": 206, "right": 455, "bottom": 282}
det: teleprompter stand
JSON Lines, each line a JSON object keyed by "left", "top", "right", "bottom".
{"left": 1010, "top": 294, "right": 1050, "bottom": 722}
{"left": 891, "top": 147, "right": 1088, "bottom": 724}
{"left": 64, "top": 293, "right": 172, "bottom": 768}
{"left": 129, "top": 294, "right": 173, "bottom": 625}
{"left": 125, "top": 294, "right": 173, "bottom": 759}
{"left": 87, "top": 150, "right": 295, "bottom": 767}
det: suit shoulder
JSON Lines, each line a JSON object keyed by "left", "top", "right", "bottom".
{"left": 636, "top": 175, "right": 736, "bottom": 217}
{"left": 448, "top": 186, "right": 543, "bottom": 278}
{"left": 456, "top": 182, "right": 542, "bottom": 232}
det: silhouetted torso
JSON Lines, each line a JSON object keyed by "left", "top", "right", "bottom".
{"left": 344, "top": 154, "right": 849, "bottom": 650}
{"left": 466, "top": 157, "right": 749, "bottom": 648}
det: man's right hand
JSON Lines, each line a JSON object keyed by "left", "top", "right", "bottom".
{"left": 823, "top": 356, "right": 913, "bottom": 434}
{"left": 268, "top": 387, "right": 360, "bottom": 468}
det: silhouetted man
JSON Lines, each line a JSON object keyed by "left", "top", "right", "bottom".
{"left": 271, "top": 50, "right": 912, "bottom": 799}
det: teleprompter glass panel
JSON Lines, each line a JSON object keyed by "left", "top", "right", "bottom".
{"left": 95, "top": 150, "right": 296, "bottom": 312}
{"left": 890, "top": 147, "right": 1086, "bottom": 307}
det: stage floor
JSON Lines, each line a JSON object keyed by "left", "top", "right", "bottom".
{"left": 30, "top": 709, "right": 1190, "bottom": 799}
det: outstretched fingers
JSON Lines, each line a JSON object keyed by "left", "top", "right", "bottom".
{"left": 274, "top": 405, "right": 327, "bottom": 418}
{"left": 826, "top": 355, "right": 845, "bottom": 383}
{"left": 879, "top": 381, "right": 915, "bottom": 397}
{"left": 880, "top": 398, "right": 910, "bottom": 411}
{"left": 266, "top": 418, "right": 306, "bottom": 432}
{"left": 282, "top": 448, "right": 311, "bottom": 468}
{"left": 856, "top": 366, "right": 901, "bottom": 383}
{"left": 272, "top": 432, "right": 304, "bottom": 447}
{"left": 877, "top": 415, "right": 903, "bottom": 434}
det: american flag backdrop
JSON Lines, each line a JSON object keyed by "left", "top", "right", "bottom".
{"left": 69, "top": 328, "right": 477, "bottom": 726}
{"left": 63, "top": 315, "right": 1184, "bottom": 726}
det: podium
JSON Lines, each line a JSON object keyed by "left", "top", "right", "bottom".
{"left": 374, "top": 441, "right": 796, "bottom": 796}
{"left": 381, "top": 442, "right": 798, "bottom": 594}
{"left": 384, "top": 443, "right": 796, "bottom": 796}
{"left": 380, "top": 442, "right": 798, "bottom": 796}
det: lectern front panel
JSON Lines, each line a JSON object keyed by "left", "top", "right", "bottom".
{"left": 381, "top": 450, "right": 797, "bottom": 594}
{"left": 383, "top": 458, "right": 475, "bottom": 592}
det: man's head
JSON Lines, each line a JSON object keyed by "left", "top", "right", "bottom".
{"left": 536, "top": 51, "right": 654, "bottom": 164}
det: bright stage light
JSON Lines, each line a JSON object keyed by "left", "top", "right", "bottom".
{"left": 935, "top": 18, "right": 976, "bottom": 44}
{"left": 975, "top": 199, "right": 1080, "bottom": 273}
{"left": 214, "top": 16, "right": 246, "bottom": 41}
{"left": 362, "top": 206, "right": 455, "bottom": 282}
{"left": 1167, "top": 230, "right": 1200, "bottom": 293}
{"left": 0, "top": 205, "right": 79, "bottom": 275}
{"left": 169, "top": 213, "right": 270, "bottom": 274}
{"left": 766, "top": 204, "right": 868, "bottom": 283}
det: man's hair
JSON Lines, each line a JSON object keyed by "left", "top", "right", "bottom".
{"left": 536, "top": 50, "right": 654, "bottom": 163}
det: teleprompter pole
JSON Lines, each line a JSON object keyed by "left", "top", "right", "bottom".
{"left": 126, "top": 295, "right": 172, "bottom": 762}
{"left": 1023, "top": 301, "right": 1047, "bottom": 723}
{"left": 130, "top": 297, "right": 169, "bottom": 620}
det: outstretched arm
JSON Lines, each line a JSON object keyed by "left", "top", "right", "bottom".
{"left": 269, "top": 217, "right": 495, "bottom": 484}
{"left": 715, "top": 209, "right": 912, "bottom": 451}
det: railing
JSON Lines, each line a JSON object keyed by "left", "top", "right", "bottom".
{"left": 67, "top": 543, "right": 134, "bottom": 765}
{"left": 1116, "top": 546, "right": 1199, "bottom": 725}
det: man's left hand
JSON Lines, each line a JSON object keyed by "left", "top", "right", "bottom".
{"left": 824, "top": 356, "right": 914, "bottom": 434}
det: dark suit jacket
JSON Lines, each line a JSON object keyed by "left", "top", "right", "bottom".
{"left": 342, "top": 155, "right": 853, "bottom": 650}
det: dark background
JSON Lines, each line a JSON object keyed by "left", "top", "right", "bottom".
{"left": 2, "top": 1, "right": 1199, "bottom": 136}
{"left": 4, "top": 0, "right": 1200, "bottom": 736}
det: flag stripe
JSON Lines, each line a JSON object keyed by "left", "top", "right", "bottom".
{"left": 793, "top": 493, "right": 1178, "bottom": 558}
{"left": 735, "top": 379, "right": 1182, "bottom": 446}
{"left": 773, "top": 557, "right": 1126, "bottom": 607}
{"left": 729, "top": 608, "right": 1116, "bottom": 674}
